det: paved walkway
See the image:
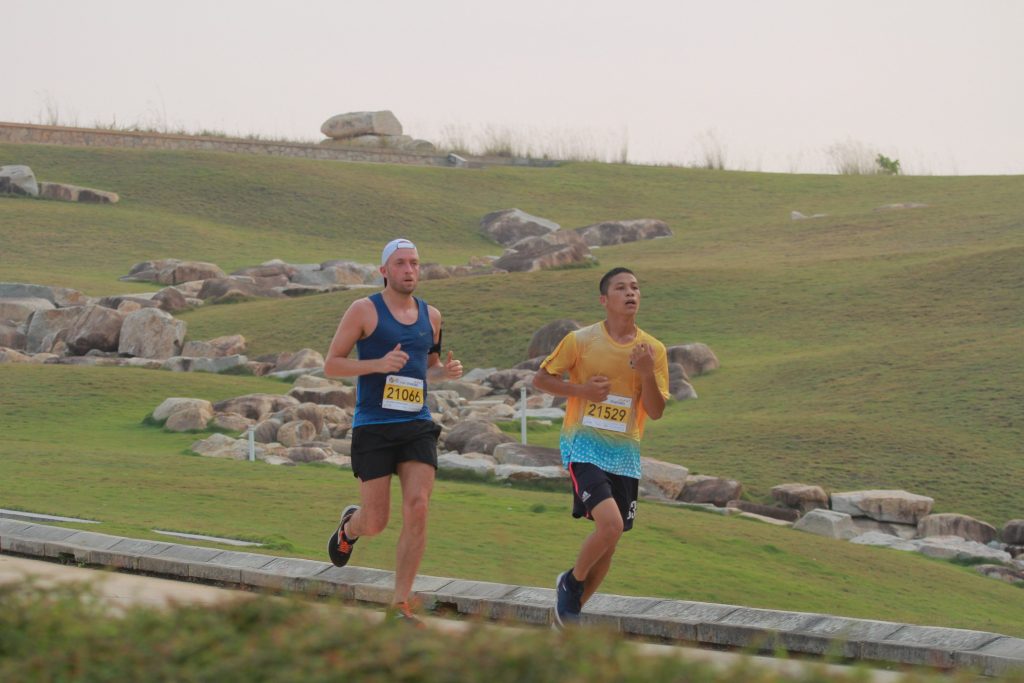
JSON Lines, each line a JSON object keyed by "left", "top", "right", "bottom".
{"left": 2, "top": 519, "right": 1022, "bottom": 677}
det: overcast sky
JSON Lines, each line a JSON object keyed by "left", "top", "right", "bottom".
{"left": 4, "top": 1, "right": 1022, "bottom": 174}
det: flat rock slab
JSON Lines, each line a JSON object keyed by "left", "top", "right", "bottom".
{"left": 422, "top": 578, "right": 519, "bottom": 614}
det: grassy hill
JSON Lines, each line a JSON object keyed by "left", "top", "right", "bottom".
{"left": 2, "top": 142, "right": 1022, "bottom": 635}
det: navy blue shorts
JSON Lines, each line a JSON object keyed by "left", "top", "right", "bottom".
{"left": 568, "top": 462, "right": 638, "bottom": 531}
{"left": 350, "top": 420, "right": 440, "bottom": 481}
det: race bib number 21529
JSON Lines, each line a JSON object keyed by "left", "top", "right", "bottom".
{"left": 582, "top": 394, "right": 632, "bottom": 433}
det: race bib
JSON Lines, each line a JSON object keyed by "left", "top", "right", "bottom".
{"left": 382, "top": 375, "right": 424, "bottom": 412}
{"left": 582, "top": 394, "right": 632, "bottom": 433}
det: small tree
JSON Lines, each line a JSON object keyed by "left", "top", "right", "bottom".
{"left": 876, "top": 154, "right": 901, "bottom": 175}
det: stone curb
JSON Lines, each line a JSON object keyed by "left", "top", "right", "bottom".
{"left": 2, "top": 520, "right": 1022, "bottom": 675}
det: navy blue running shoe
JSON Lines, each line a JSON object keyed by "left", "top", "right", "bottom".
{"left": 553, "top": 568, "right": 583, "bottom": 629}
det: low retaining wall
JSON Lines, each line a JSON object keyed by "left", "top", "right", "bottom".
{"left": 0, "top": 122, "right": 555, "bottom": 169}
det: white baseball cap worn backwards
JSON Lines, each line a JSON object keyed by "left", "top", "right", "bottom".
{"left": 381, "top": 238, "right": 417, "bottom": 266}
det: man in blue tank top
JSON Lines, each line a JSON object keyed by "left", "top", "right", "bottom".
{"left": 323, "top": 238, "right": 463, "bottom": 624}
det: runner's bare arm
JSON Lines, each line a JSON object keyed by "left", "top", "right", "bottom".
{"left": 630, "top": 343, "right": 666, "bottom": 419}
{"left": 426, "top": 305, "right": 462, "bottom": 380}
{"left": 533, "top": 369, "right": 610, "bottom": 402}
{"left": 324, "top": 299, "right": 408, "bottom": 378}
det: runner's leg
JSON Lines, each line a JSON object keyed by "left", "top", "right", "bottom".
{"left": 571, "top": 498, "right": 623, "bottom": 586}
{"left": 345, "top": 475, "right": 392, "bottom": 539}
{"left": 580, "top": 544, "right": 616, "bottom": 606}
{"left": 393, "top": 459, "right": 435, "bottom": 604}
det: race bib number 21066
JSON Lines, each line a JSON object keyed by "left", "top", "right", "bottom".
{"left": 382, "top": 375, "right": 424, "bottom": 412}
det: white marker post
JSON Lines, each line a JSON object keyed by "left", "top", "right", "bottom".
{"left": 247, "top": 425, "right": 255, "bottom": 462}
{"left": 520, "top": 385, "right": 528, "bottom": 444}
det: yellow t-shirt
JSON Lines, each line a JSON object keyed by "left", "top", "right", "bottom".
{"left": 540, "top": 322, "right": 670, "bottom": 478}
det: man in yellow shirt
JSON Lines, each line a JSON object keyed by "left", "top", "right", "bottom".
{"left": 532, "top": 267, "right": 670, "bottom": 628}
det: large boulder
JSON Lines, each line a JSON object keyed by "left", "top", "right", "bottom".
{"left": 443, "top": 420, "right": 505, "bottom": 453}
{"left": 463, "top": 430, "right": 516, "bottom": 455}
{"left": 213, "top": 393, "right": 300, "bottom": 420}
{"left": 668, "top": 363, "right": 697, "bottom": 400}
{"left": 480, "top": 209, "right": 559, "bottom": 247}
{"left": 573, "top": 219, "right": 672, "bottom": 247}
{"left": 277, "top": 420, "right": 317, "bottom": 447}
{"left": 678, "top": 475, "right": 742, "bottom": 507}
{"left": 1002, "top": 520, "right": 1024, "bottom": 545}
{"left": 118, "top": 308, "right": 186, "bottom": 359}
{"left": 0, "top": 283, "right": 88, "bottom": 307}
{"left": 771, "top": 483, "right": 829, "bottom": 513}
{"left": 164, "top": 403, "right": 215, "bottom": 432}
{"left": 231, "top": 261, "right": 296, "bottom": 279}
{"left": 916, "top": 537, "right": 1011, "bottom": 563}
{"left": 197, "top": 277, "right": 282, "bottom": 302}
{"left": 918, "top": 513, "right": 997, "bottom": 544}
{"left": 181, "top": 335, "right": 247, "bottom": 358}
{"left": 494, "top": 231, "right": 593, "bottom": 273}
{"left": 64, "top": 305, "right": 126, "bottom": 355}
{"left": 491, "top": 443, "right": 562, "bottom": 467}
{"left": 25, "top": 307, "right": 85, "bottom": 353}
{"left": 0, "top": 297, "right": 54, "bottom": 324}
{"left": 152, "top": 398, "right": 214, "bottom": 422}
{"left": 320, "top": 260, "right": 382, "bottom": 285}
{"left": 0, "top": 165, "right": 39, "bottom": 196}
{"left": 0, "top": 322, "right": 26, "bottom": 350}
{"left": 321, "top": 111, "right": 403, "bottom": 139}
{"left": 831, "top": 490, "right": 934, "bottom": 525}
{"left": 793, "top": 509, "right": 859, "bottom": 540}
{"left": 641, "top": 457, "right": 690, "bottom": 499}
{"left": 162, "top": 355, "right": 248, "bottom": 373}
{"left": 151, "top": 287, "right": 191, "bottom": 313}
{"left": 666, "top": 343, "right": 720, "bottom": 377}
{"left": 287, "top": 383, "right": 356, "bottom": 409}
{"left": 526, "top": 319, "right": 580, "bottom": 360}
{"left": 438, "top": 452, "right": 497, "bottom": 476}
{"left": 274, "top": 348, "right": 325, "bottom": 372}
{"left": 37, "top": 182, "right": 119, "bottom": 204}
{"left": 157, "top": 261, "right": 226, "bottom": 285}
{"left": 0, "top": 347, "right": 32, "bottom": 363}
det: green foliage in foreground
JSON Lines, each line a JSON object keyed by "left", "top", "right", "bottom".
{"left": 3, "top": 582, "right": 1019, "bottom": 683}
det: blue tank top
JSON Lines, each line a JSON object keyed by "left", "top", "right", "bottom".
{"left": 353, "top": 293, "right": 434, "bottom": 427}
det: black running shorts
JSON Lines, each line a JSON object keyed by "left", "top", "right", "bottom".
{"left": 350, "top": 420, "right": 441, "bottom": 481}
{"left": 568, "top": 461, "right": 639, "bottom": 532}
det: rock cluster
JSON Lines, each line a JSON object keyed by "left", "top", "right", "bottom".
{"left": 480, "top": 209, "right": 673, "bottom": 272}
{"left": 319, "top": 111, "right": 435, "bottom": 152}
{"left": 1, "top": 165, "right": 119, "bottom": 203}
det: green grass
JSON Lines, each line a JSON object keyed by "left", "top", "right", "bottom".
{"left": 2, "top": 143, "right": 1023, "bottom": 636}
{"left": 1, "top": 364, "right": 1023, "bottom": 638}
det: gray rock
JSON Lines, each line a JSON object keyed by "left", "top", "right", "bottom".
{"left": 666, "top": 343, "right": 720, "bottom": 377}
{"left": 641, "top": 457, "right": 690, "bottom": 499}
{"left": 0, "top": 282, "right": 87, "bottom": 307}
{"left": 438, "top": 452, "right": 497, "bottom": 476}
{"left": 678, "top": 475, "right": 742, "bottom": 506}
{"left": 918, "top": 513, "right": 997, "bottom": 544}
{"left": 64, "top": 305, "right": 125, "bottom": 355}
{"left": 831, "top": 490, "right": 933, "bottom": 524}
{"left": 849, "top": 531, "right": 919, "bottom": 551}
{"left": 37, "top": 182, "right": 119, "bottom": 203}
{"left": 526, "top": 319, "right": 579, "bottom": 360}
{"left": 771, "top": 483, "right": 829, "bottom": 513}
{"left": 0, "top": 321, "right": 26, "bottom": 350}
{"left": 916, "top": 536, "right": 1011, "bottom": 563}
{"left": 0, "top": 297, "right": 54, "bottom": 324}
{"left": 793, "top": 509, "right": 859, "bottom": 540}
{"left": 848, "top": 517, "right": 918, "bottom": 541}
{"left": 321, "top": 111, "right": 403, "bottom": 139}
{"left": 573, "top": 219, "right": 672, "bottom": 247}
{"left": 0, "top": 165, "right": 39, "bottom": 196}
{"left": 494, "top": 231, "right": 593, "bottom": 273}
{"left": 118, "top": 308, "right": 186, "bottom": 359}
{"left": 491, "top": 443, "right": 562, "bottom": 468}
{"left": 1000, "top": 519, "right": 1024, "bottom": 545}
{"left": 480, "top": 209, "right": 560, "bottom": 247}
{"left": 668, "top": 363, "right": 697, "bottom": 400}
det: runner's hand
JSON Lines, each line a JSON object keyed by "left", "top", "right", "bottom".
{"left": 630, "top": 343, "right": 655, "bottom": 375}
{"left": 377, "top": 343, "right": 409, "bottom": 373}
{"left": 443, "top": 350, "right": 463, "bottom": 380}
{"left": 581, "top": 375, "right": 611, "bottom": 402}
